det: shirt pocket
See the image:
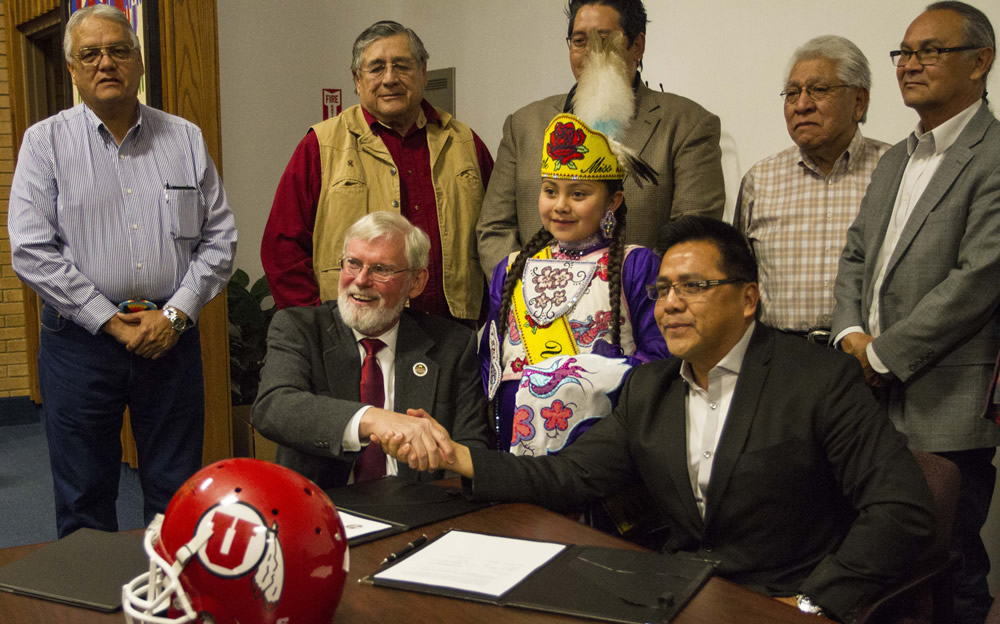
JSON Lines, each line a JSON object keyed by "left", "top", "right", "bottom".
{"left": 162, "top": 188, "right": 205, "bottom": 240}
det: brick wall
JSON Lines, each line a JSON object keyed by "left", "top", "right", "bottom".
{"left": 0, "top": 0, "right": 30, "bottom": 398}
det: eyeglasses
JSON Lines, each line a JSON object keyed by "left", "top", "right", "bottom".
{"left": 780, "top": 84, "right": 852, "bottom": 104}
{"left": 360, "top": 60, "right": 417, "bottom": 80}
{"left": 337, "top": 257, "right": 410, "bottom": 282}
{"left": 889, "top": 46, "right": 981, "bottom": 66}
{"left": 645, "top": 278, "right": 745, "bottom": 301}
{"left": 565, "top": 30, "right": 622, "bottom": 51}
{"left": 74, "top": 43, "right": 137, "bottom": 66}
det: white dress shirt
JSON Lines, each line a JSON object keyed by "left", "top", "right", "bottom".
{"left": 680, "top": 322, "right": 755, "bottom": 518}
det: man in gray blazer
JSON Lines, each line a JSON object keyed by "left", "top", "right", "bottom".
{"left": 831, "top": 3, "right": 999, "bottom": 621}
{"left": 475, "top": 0, "right": 725, "bottom": 277}
{"left": 253, "top": 212, "right": 489, "bottom": 489}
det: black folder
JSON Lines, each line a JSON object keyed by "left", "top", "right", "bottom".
{"left": 0, "top": 528, "right": 148, "bottom": 612}
{"left": 368, "top": 529, "right": 716, "bottom": 623}
{"left": 325, "top": 476, "right": 490, "bottom": 544}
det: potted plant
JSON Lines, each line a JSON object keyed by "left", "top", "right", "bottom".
{"left": 227, "top": 269, "right": 275, "bottom": 406}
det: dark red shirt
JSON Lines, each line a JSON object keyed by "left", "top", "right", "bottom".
{"left": 262, "top": 100, "right": 493, "bottom": 319}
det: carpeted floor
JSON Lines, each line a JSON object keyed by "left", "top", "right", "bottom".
{"left": 0, "top": 418, "right": 145, "bottom": 549}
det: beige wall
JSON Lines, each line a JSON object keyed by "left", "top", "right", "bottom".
{"left": 217, "top": 0, "right": 1000, "bottom": 280}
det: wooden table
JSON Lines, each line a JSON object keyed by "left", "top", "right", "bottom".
{"left": 0, "top": 502, "right": 829, "bottom": 623}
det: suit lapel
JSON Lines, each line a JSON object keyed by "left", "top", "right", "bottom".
{"left": 702, "top": 325, "right": 772, "bottom": 527}
{"left": 623, "top": 83, "right": 659, "bottom": 157}
{"left": 660, "top": 376, "right": 705, "bottom": 532}
{"left": 864, "top": 151, "right": 908, "bottom": 287}
{"left": 885, "top": 105, "right": 991, "bottom": 277}
{"left": 323, "top": 306, "right": 363, "bottom": 401}
{"left": 392, "top": 314, "right": 440, "bottom": 480}
{"left": 393, "top": 314, "right": 439, "bottom": 411}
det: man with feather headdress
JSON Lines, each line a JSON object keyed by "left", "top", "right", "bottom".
{"left": 477, "top": 0, "right": 725, "bottom": 279}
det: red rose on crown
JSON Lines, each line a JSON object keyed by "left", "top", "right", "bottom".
{"left": 546, "top": 122, "right": 588, "bottom": 168}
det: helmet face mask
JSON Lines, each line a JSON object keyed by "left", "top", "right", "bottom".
{"left": 122, "top": 515, "right": 191, "bottom": 623}
{"left": 122, "top": 459, "right": 348, "bottom": 624}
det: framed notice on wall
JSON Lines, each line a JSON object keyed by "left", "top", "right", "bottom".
{"left": 65, "top": 0, "right": 161, "bottom": 109}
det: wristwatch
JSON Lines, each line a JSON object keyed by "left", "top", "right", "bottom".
{"left": 163, "top": 307, "right": 189, "bottom": 334}
{"left": 796, "top": 594, "right": 825, "bottom": 616}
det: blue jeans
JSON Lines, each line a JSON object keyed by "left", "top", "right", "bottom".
{"left": 38, "top": 305, "right": 204, "bottom": 537}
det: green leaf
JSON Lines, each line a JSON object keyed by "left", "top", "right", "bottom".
{"left": 230, "top": 268, "right": 250, "bottom": 291}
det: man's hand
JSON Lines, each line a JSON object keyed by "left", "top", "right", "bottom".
{"left": 840, "top": 332, "right": 884, "bottom": 388}
{"left": 360, "top": 408, "right": 456, "bottom": 472}
{"left": 116, "top": 310, "right": 181, "bottom": 359}
{"left": 102, "top": 314, "right": 141, "bottom": 345}
{"left": 378, "top": 413, "right": 475, "bottom": 479}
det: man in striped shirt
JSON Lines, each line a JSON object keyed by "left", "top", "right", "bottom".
{"left": 7, "top": 5, "right": 236, "bottom": 537}
{"left": 735, "top": 35, "right": 889, "bottom": 343}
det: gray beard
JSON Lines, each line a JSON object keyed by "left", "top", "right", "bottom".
{"left": 338, "top": 286, "right": 408, "bottom": 336}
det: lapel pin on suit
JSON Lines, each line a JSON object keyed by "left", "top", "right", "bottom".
{"left": 412, "top": 362, "right": 428, "bottom": 377}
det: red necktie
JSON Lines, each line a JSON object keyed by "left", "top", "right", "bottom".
{"left": 354, "top": 338, "right": 387, "bottom": 482}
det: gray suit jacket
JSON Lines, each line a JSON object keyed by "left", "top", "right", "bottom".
{"left": 476, "top": 81, "right": 725, "bottom": 277}
{"left": 469, "top": 324, "right": 935, "bottom": 622}
{"left": 253, "top": 303, "right": 489, "bottom": 489}
{"left": 831, "top": 103, "right": 1000, "bottom": 451}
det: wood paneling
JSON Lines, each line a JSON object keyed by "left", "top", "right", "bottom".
{"left": 4, "top": 1, "right": 44, "bottom": 403}
{"left": 158, "top": 0, "right": 231, "bottom": 463}
{"left": 9, "top": 0, "right": 55, "bottom": 31}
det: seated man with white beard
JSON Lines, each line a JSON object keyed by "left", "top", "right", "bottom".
{"left": 253, "top": 212, "right": 489, "bottom": 488}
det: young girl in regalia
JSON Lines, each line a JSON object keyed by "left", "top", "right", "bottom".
{"left": 482, "top": 105, "right": 669, "bottom": 455}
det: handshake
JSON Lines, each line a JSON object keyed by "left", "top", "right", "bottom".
{"left": 361, "top": 407, "right": 475, "bottom": 478}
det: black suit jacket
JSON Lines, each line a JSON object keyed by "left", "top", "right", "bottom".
{"left": 253, "top": 303, "right": 489, "bottom": 489}
{"left": 470, "top": 324, "right": 934, "bottom": 621}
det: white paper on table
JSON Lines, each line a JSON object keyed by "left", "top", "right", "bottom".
{"left": 338, "top": 510, "right": 393, "bottom": 541}
{"left": 373, "top": 530, "right": 566, "bottom": 597}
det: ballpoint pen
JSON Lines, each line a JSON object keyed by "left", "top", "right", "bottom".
{"left": 380, "top": 534, "right": 429, "bottom": 566}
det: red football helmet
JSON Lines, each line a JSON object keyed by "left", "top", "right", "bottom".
{"left": 123, "top": 458, "right": 348, "bottom": 624}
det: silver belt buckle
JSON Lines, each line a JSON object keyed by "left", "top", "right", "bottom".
{"left": 806, "top": 329, "right": 831, "bottom": 345}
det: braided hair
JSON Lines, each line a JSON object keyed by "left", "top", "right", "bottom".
{"left": 498, "top": 180, "right": 628, "bottom": 350}
{"left": 605, "top": 190, "right": 627, "bottom": 348}
{"left": 498, "top": 227, "right": 554, "bottom": 340}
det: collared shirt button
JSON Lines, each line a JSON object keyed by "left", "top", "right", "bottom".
{"left": 703, "top": 450, "right": 712, "bottom": 459}
{"left": 127, "top": 188, "right": 132, "bottom": 194}
{"left": 119, "top": 154, "right": 126, "bottom": 160}
{"left": 390, "top": 168, "right": 397, "bottom": 175}
{"left": 709, "top": 402, "right": 717, "bottom": 410}
{"left": 132, "top": 224, "right": 138, "bottom": 230}
{"left": 136, "top": 262, "right": 142, "bottom": 269}
{"left": 391, "top": 200, "right": 399, "bottom": 208}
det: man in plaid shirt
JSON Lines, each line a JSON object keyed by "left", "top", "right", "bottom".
{"left": 735, "top": 35, "right": 889, "bottom": 343}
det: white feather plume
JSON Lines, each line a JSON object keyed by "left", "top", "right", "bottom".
{"left": 572, "top": 30, "right": 658, "bottom": 188}
{"left": 572, "top": 30, "right": 634, "bottom": 142}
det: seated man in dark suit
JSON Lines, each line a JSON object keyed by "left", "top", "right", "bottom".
{"left": 254, "top": 212, "right": 489, "bottom": 489}
{"left": 383, "top": 216, "right": 936, "bottom": 623}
